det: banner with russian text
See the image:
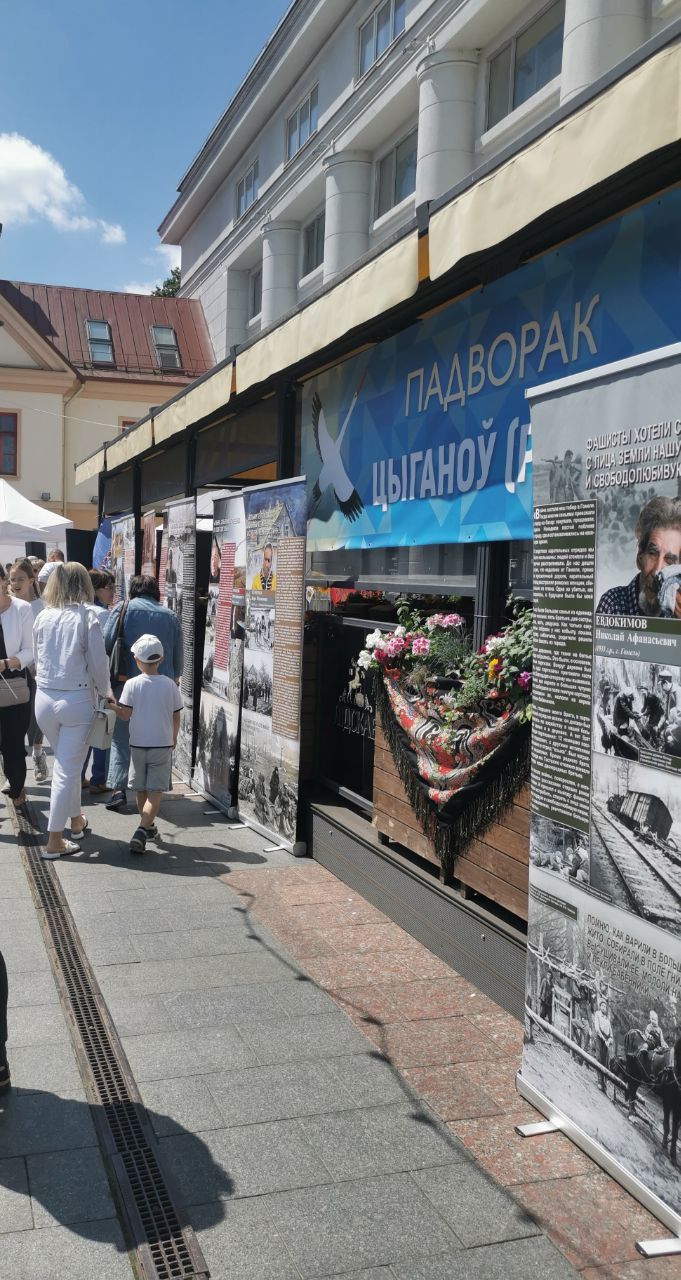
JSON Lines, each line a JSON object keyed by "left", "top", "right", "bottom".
{"left": 163, "top": 497, "right": 196, "bottom": 783}
{"left": 520, "top": 347, "right": 681, "bottom": 1234}
{"left": 303, "top": 186, "right": 681, "bottom": 549}
{"left": 195, "top": 493, "right": 246, "bottom": 813}
{"left": 237, "top": 477, "right": 307, "bottom": 849}
{"left": 110, "top": 513, "right": 135, "bottom": 604}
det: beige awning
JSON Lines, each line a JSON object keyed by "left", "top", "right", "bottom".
{"left": 236, "top": 231, "right": 419, "bottom": 394}
{"left": 154, "top": 363, "right": 233, "bottom": 444}
{"left": 429, "top": 40, "right": 681, "bottom": 282}
{"left": 75, "top": 446, "right": 106, "bottom": 487}
{"left": 105, "top": 419, "right": 154, "bottom": 469}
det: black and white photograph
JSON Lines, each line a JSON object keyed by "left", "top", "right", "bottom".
{"left": 533, "top": 446, "right": 586, "bottom": 505}
{"left": 245, "top": 603, "right": 275, "bottom": 652}
{"left": 524, "top": 874, "right": 681, "bottom": 1213}
{"left": 593, "top": 656, "right": 681, "bottom": 765}
{"left": 595, "top": 491, "right": 681, "bottom": 618}
{"left": 241, "top": 650, "right": 273, "bottom": 717}
{"left": 590, "top": 755, "right": 681, "bottom": 935}
{"left": 203, "top": 583, "right": 219, "bottom": 682}
{"left": 238, "top": 710, "right": 299, "bottom": 842}
{"left": 194, "top": 689, "right": 239, "bottom": 811}
{"left": 530, "top": 814, "right": 589, "bottom": 884}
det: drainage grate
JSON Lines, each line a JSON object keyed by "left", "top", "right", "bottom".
{"left": 14, "top": 811, "right": 209, "bottom": 1280}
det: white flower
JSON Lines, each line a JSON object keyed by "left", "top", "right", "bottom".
{"left": 394, "top": 625, "right": 406, "bottom": 637}
{"left": 357, "top": 650, "right": 373, "bottom": 669}
{"left": 365, "top": 629, "right": 383, "bottom": 650}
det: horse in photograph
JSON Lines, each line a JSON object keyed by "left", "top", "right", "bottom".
{"left": 612, "top": 1029, "right": 681, "bottom": 1165}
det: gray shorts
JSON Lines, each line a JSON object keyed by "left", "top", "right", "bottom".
{"left": 129, "top": 746, "right": 173, "bottom": 793}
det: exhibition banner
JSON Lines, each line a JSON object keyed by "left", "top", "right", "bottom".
{"left": 141, "top": 510, "right": 157, "bottom": 578}
{"left": 195, "top": 493, "right": 246, "bottom": 812}
{"left": 110, "top": 513, "right": 135, "bottom": 603}
{"left": 521, "top": 347, "right": 681, "bottom": 1230}
{"left": 163, "top": 497, "right": 196, "bottom": 783}
{"left": 302, "top": 186, "right": 681, "bottom": 550}
{"left": 238, "top": 477, "right": 307, "bottom": 848}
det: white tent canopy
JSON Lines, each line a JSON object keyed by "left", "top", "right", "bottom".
{"left": 0, "top": 479, "right": 72, "bottom": 544}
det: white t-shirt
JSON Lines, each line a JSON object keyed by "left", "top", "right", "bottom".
{"left": 119, "top": 673, "right": 183, "bottom": 748}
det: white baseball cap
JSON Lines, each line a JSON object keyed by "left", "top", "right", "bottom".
{"left": 37, "top": 561, "right": 58, "bottom": 584}
{"left": 131, "top": 633, "right": 164, "bottom": 662}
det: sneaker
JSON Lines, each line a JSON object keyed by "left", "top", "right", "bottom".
{"left": 105, "top": 789, "right": 126, "bottom": 811}
{"left": 0, "top": 780, "right": 10, "bottom": 795}
{"left": 33, "top": 751, "right": 48, "bottom": 783}
{"left": 40, "top": 840, "right": 80, "bottom": 860}
{"left": 0, "top": 1061, "right": 11, "bottom": 1094}
{"left": 129, "top": 826, "right": 147, "bottom": 855}
{"left": 143, "top": 824, "right": 158, "bottom": 840}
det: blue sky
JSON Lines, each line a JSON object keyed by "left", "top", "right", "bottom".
{"left": 0, "top": 0, "right": 290, "bottom": 293}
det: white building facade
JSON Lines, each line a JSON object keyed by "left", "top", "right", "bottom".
{"left": 160, "top": 0, "right": 681, "bottom": 363}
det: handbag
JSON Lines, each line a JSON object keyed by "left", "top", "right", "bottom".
{"left": 86, "top": 697, "right": 116, "bottom": 750}
{"left": 0, "top": 616, "right": 29, "bottom": 708}
{"left": 0, "top": 670, "right": 29, "bottom": 708}
{"left": 108, "top": 601, "right": 128, "bottom": 682}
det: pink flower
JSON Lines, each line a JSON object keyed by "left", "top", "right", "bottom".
{"left": 384, "top": 636, "right": 406, "bottom": 659}
{"left": 374, "top": 647, "right": 388, "bottom": 665}
{"left": 517, "top": 671, "right": 532, "bottom": 691}
{"left": 440, "top": 613, "right": 464, "bottom": 628}
{"left": 412, "top": 636, "right": 430, "bottom": 656}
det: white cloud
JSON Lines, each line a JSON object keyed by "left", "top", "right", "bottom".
{"left": 123, "top": 243, "right": 181, "bottom": 294}
{"left": 0, "top": 133, "right": 125, "bottom": 245}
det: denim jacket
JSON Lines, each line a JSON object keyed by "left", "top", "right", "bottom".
{"left": 104, "top": 597, "right": 183, "bottom": 681}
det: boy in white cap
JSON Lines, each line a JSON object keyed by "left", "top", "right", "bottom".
{"left": 112, "top": 633, "right": 182, "bottom": 854}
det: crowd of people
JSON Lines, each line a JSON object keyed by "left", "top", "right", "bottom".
{"left": 0, "top": 553, "right": 183, "bottom": 858}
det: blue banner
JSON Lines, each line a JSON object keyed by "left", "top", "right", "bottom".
{"left": 302, "top": 187, "right": 681, "bottom": 549}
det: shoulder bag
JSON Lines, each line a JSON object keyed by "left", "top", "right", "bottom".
{"left": 0, "top": 608, "right": 29, "bottom": 708}
{"left": 108, "top": 601, "right": 128, "bottom": 682}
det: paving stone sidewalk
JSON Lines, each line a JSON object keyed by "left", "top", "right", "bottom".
{"left": 0, "top": 776, "right": 676, "bottom": 1278}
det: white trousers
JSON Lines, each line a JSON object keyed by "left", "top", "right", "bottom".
{"left": 35, "top": 689, "right": 93, "bottom": 832}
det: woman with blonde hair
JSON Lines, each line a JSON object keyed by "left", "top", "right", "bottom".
{"left": 0, "top": 565, "right": 34, "bottom": 805}
{"left": 33, "top": 562, "right": 113, "bottom": 858}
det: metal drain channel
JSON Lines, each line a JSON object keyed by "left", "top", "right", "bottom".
{"left": 14, "top": 808, "right": 209, "bottom": 1280}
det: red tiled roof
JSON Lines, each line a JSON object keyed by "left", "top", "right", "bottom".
{"left": 0, "top": 279, "right": 214, "bottom": 381}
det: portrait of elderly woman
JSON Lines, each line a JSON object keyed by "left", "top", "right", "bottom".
{"left": 596, "top": 496, "right": 681, "bottom": 617}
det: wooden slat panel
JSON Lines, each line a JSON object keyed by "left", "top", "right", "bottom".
{"left": 463, "top": 837, "right": 529, "bottom": 893}
{"left": 372, "top": 786, "right": 427, "bottom": 835}
{"left": 455, "top": 858, "right": 529, "bottom": 921}
{"left": 501, "top": 805, "right": 531, "bottom": 838}
{"left": 373, "top": 812, "right": 440, "bottom": 865}
{"left": 477, "top": 818, "right": 529, "bottom": 864}
{"left": 373, "top": 764, "right": 411, "bottom": 803}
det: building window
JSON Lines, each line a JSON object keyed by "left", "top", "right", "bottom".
{"left": 302, "top": 211, "right": 325, "bottom": 277}
{"left": 248, "top": 268, "right": 262, "bottom": 320}
{"left": 236, "top": 159, "right": 259, "bottom": 219}
{"left": 286, "top": 86, "right": 319, "bottom": 161}
{"left": 85, "top": 319, "right": 114, "bottom": 365}
{"left": 0, "top": 413, "right": 18, "bottom": 476}
{"left": 359, "top": 0, "right": 406, "bottom": 77}
{"left": 151, "top": 325, "right": 181, "bottom": 369}
{"left": 376, "top": 129, "right": 417, "bottom": 219}
{"left": 487, "top": 1, "right": 565, "bottom": 129}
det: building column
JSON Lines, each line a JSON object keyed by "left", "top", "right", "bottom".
{"left": 224, "top": 267, "right": 248, "bottom": 353}
{"left": 561, "top": 0, "right": 649, "bottom": 104}
{"left": 261, "top": 220, "right": 299, "bottom": 328}
{"left": 415, "top": 50, "right": 478, "bottom": 206}
{"left": 322, "top": 150, "right": 371, "bottom": 283}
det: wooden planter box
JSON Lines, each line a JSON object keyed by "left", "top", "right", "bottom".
{"left": 372, "top": 720, "right": 530, "bottom": 921}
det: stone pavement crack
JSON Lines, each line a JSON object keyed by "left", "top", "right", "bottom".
{"left": 8, "top": 797, "right": 210, "bottom": 1280}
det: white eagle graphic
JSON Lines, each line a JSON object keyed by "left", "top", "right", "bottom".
{"left": 309, "top": 387, "right": 364, "bottom": 522}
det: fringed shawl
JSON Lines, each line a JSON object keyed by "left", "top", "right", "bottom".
{"left": 376, "top": 671, "right": 530, "bottom": 875}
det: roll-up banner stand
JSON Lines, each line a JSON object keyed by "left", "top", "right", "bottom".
{"left": 195, "top": 492, "right": 246, "bottom": 815}
{"left": 141, "top": 511, "right": 157, "bottom": 578}
{"left": 110, "top": 513, "right": 136, "bottom": 604}
{"left": 520, "top": 344, "right": 681, "bottom": 1253}
{"left": 195, "top": 477, "right": 308, "bottom": 853}
{"left": 162, "top": 497, "right": 196, "bottom": 784}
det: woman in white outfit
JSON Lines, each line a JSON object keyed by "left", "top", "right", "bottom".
{"left": 33, "top": 563, "right": 113, "bottom": 859}
{"left": 0, "top": 566, "right": 34, "bottom": 804}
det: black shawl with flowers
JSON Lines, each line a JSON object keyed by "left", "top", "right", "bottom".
{"left": 376, "top": 671, "right": 530, "bottom": 875}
